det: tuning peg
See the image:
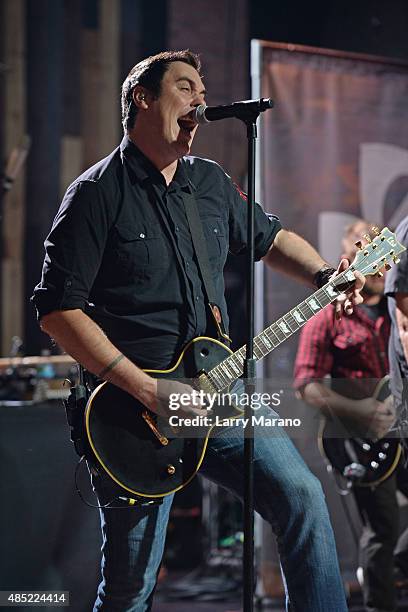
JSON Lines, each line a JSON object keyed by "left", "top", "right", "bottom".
{"left": 393, "top": 256, "right": 401, "bottom": 264}
{"left": 376, "top": 271, "right": 384, "bottom": 278}
{"left": 354, "top": 240, "right": 363, "bottom": 250}
{"left": 384, "top": 263, "right": 392, "bottom": 271}
{"left": 371, "top": 226, "right": 380, "bottom": 236}
{"left": 363, "top": 233, "right": 372, "bottom": 243}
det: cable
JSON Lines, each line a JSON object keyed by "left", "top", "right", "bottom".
{"left": 73, "top": 455, "right": 161, "bottom": 509}
{"left": 330, "top": 467, "right": 361, "bottom": 549}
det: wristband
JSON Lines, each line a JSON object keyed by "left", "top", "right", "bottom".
{"left": 313, "top": 265, "right": 336, "bottom": 289}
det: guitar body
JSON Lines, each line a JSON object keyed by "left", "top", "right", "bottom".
{"left": 85, "top": 337, "right": 236, "bottom": 499}
{"left": 319, "top": 377, "right": 402, "bottom": 487}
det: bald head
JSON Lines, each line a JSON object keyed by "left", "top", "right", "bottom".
{"left": 341, "top": 219, "right": 373, "bottom": 261}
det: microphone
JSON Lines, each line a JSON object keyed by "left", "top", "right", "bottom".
{"left": 194, "top": 98, "right": 274, "bottom": 124}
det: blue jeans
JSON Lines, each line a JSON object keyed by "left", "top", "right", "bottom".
{"left": 92, "top": 405, "right": 347, "bottom": 611}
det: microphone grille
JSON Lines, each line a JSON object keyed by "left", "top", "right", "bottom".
{"left": 194, "top": 104, "right": 209, "bottom": 125}
{"left": 260, "top": 97, "right": 274, "bottom": 110}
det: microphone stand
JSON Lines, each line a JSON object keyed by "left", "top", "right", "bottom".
{"left": 243, "top": 115, "right": 257, "bottom": 612}
{"left": 235, "top": 99, "right": 273, "bottom": 611}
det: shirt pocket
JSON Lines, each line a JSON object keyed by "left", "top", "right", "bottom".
{"left": 201, "top": 215, "right": 228, "bottom": 269}
{"left": 333, "top": 332, "right": 368, "bottom": 359}
{"left": 113, "top": 224, "right": 169, "bottom": 271}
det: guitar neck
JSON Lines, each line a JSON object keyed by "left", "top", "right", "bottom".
{"left": 207, "top": 267, "right": 356, "bottom": 392}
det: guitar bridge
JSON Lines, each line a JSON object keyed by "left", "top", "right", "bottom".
{"left": 142, "top": 411, "right": 169, "bottom": 446}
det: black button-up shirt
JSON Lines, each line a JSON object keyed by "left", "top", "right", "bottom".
{"left": 32, "top": 136, "right": 281, "bottom": 369}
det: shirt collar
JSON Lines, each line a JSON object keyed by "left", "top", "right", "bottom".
{"left": 120, "top": 135, "right": 196, "bottom": 192}
{"left": 172, "top": 159, "right": 197, "bottom": 193}
{"left": 358, "top": 297, "right": 389, "bottom": 328}
{"left": 120, "top": 135, "right": 159, "bottom": 184}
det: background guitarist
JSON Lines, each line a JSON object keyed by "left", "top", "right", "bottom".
{"left": 294, "top": 219, "right": 408, "bottom": 612}
{"left": 32, "top": 50, "right": 364, "bottom": 612}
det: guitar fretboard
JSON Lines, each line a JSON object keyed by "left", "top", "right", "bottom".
{"left": 206, "top": 268, "right": 356, "bottom": 392}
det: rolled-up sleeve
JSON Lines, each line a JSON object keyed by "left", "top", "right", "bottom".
{"left": 222, "top": 172, "right": 281, "bottom": 260}
{"left": 32, "top": 179, "right": 110, "bottom": 320}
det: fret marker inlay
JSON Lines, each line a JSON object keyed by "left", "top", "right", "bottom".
{"left": 278, "top": 321, "right": 290, "bottom": 335}
{"left": 293, "top": 310, "right": 304, "bottom": 323}
{"left": 261, "top": 335, "right": 272, "bottom": 349}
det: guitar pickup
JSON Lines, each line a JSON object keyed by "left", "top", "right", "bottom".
{"left": 197, "top": 372, "right": 217, "bottom": 394}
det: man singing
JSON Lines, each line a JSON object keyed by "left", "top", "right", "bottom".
{"left": 33, "top": 50, "right": 363, "bottom": 611}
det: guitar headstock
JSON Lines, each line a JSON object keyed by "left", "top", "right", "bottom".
{"left": 351, "top": 227, "right": 406, "bottom": 277}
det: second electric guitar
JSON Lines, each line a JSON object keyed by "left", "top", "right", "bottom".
{"left": 318, "top": 376, "right": 401, "bottom": 487}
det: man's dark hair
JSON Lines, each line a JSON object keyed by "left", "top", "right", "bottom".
{"left": 121, "top": 50, "right": 201, "bottom": 133}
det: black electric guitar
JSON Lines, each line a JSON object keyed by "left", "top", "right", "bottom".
{"left": 318, "top": 376, "right": 401, "bottom": 487}
{"left": 85, "top": 227, "right": 405, "bottom": 499}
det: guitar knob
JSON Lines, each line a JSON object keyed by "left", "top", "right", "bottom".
{"left": 167, "top": 464, "right": 176, "bottom": 475}
{"left": 378, "top": 452, "right": 386, "bottom": 461}
{"left": 393, "top": 256, "right": 401, "bottom": 264}
{"left": 370, "top": 461, "right": 379, "bottom": 470}
{"left": 354, "top": 241, "right": 363, "bottom": 250}
{"left": 362, "top": 443, "right": 371, "bottom": 451}
{"left": 371, "top": 226, "right": 380, "bottom": 236}
{"left": 377, "top": 271, "right": 384, "bottom": 278}
{"left": 384, "top": 264, "right": 392, "bottom": 271}
{"left": 382, "top": 442, "right": 390, "bottom": 449}
{"left": 363, "top": 233, "right": 372, "bottom": 243}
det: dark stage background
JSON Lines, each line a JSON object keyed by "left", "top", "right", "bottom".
{"left": 0, "top": 400, "right": 101, "bottom": 611}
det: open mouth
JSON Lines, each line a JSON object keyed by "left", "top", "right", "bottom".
{"left": 177, "top": 117, "right": 196, "bottom": 134}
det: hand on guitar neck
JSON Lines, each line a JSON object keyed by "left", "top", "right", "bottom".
{"left": 332, "top": 258, "right": 365, "bottom": 320}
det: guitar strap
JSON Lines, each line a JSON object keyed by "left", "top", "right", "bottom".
{"left": 180, "top": 185, "right": 231, "bottom": 346}
{"left": 144, "top": 176, "right": 230, "bottom": 345}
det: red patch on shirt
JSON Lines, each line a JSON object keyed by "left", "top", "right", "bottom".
{"left": 233, "top": 182, "right": 248, "bottom": 202}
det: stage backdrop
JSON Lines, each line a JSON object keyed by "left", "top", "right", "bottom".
{"left": 253, "top": 41, "right": 408, "bottom": 581}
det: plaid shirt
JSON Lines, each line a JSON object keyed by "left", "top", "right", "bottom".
{"left": 293, "top": 302, "right": 390, "bottom": 399}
